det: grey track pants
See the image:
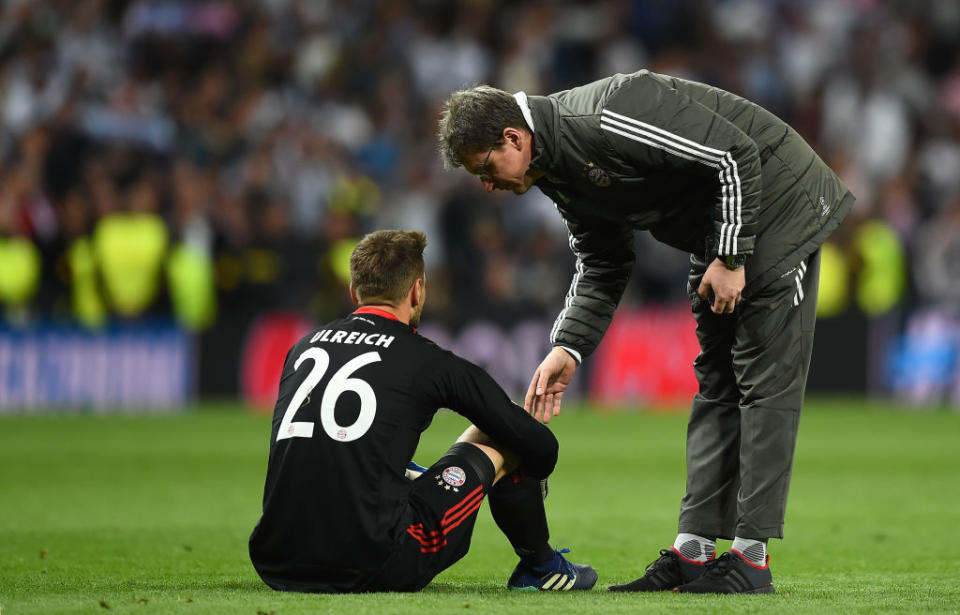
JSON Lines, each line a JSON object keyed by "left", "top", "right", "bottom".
{"left": 677, "top": 250, "right": 820, "bottom": 540}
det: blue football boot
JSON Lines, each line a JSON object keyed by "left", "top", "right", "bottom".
{"left": 507, "top": 547, "right": 598, "bottom": 591}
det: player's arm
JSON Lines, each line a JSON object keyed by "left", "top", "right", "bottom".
{"left": 602, "top": 72, "right": 763, "bottom": 259}
{"left": 429, "top": 352, "right": 559, "bottom": 479}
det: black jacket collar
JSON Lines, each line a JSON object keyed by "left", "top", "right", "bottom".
{"left": 527, "top": 95, "right": 561, "bottom": 173}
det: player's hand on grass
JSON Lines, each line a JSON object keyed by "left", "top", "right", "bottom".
{"left": 698, "top": 258, "right": 745, "bottom": 314}
{"left": 524, "top": 347, "right": 577, "bottom": 424}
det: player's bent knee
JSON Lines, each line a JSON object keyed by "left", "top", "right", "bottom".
{"left": 456, "top": 426, "right": 519, "bottom": 482}
{"left": 456, "top": 424, "right": 492, "bottom": 446}
{"left": 464, "top": 441, "right": 506, "bottom": 479}
{"left": 435, "top": 441, "right": 498, "bottom": 489}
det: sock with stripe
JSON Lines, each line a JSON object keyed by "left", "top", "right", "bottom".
{"left": 673, "top": 533, "right": 716, "bottom": 563}
{"left": 731, "top": 537, "right": 767, "bottom": 566}
{"left": 488, "top": 473, "right": 555, "bottom": 566}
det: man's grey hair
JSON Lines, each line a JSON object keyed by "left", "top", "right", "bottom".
{"left": 437, "top": 85, "right": 528, "bottom": 170}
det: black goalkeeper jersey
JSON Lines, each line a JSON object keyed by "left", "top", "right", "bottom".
{"left": 249, "top": 308, "right": 559, "bottom": 591}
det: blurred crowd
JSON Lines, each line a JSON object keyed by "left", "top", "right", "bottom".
{"left": 2, "top": 0, "right": 960, "bottom": 332}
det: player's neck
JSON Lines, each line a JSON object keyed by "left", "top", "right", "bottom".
{"left": 354, "top": 304, "right": 410, "bottom": 325}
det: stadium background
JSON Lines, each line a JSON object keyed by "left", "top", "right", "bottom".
{"left": 2, "top": 2, "right": 960, "bottom": 614}
{"left": 3, "top": 0, "right": 960, "bottom": 412}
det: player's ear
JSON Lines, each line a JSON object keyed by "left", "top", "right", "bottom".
{"left": 349, "top": 284, "right": 359, "bottom": 306}
{"left": 411, "top": 277, "right": 424, "bottom": 308}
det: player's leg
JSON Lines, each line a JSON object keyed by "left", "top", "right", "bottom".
{"left": 455, "top": 426, "right": 545, "bottom": 564}
{"left": 675, "top": 250, "right": 820, "bottom": 595}
{"left": 458, "top": 426, "right": 598, "bottom": 592}
{"left": 364, "top": 425, "right": 593, "bottom": 592}
{"left": 455, "top": 425, "right": 515, "bottom": 482}
{"left": 610, "top": 255, "right": 737, "bottom": 592}
{"left": 363, "top": 440, "right": 497, "bottom": 592}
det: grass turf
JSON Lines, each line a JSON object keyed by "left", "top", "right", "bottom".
{"left": 1, "top": 400, "right": 959, "bottom": 614}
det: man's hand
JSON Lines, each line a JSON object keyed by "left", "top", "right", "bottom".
{"left": 524, "top": 347, "right": 577, "bottom": 424}
{"left": 698, "top": 258, "right": 746, "bottom": 314}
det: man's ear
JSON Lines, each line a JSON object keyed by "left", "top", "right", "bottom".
{"left": 503, "top": 126, "right": 523, "bottom": 150}
{"left": 411, "top": 278, "right": 424, "bottom": 308}
{"left": 349, "top": 284, "right": 359, "bottom": 306}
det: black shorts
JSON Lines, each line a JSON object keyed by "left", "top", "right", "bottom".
{"left": 363, "top": 442, "right": 496, "bottom": 592}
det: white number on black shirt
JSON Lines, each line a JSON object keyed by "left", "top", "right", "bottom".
{"left": 276, "top": 348, "right": 381, "bottom": 442}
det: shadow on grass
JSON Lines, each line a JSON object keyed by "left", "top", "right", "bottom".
{"left": 124, "top": 577, "right": 268, "bottom": 593}
{"left": 421, "top": 582, "right": 508, "bottom": 594}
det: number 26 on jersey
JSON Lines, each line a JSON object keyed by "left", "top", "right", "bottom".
{"left": 276, "top": 347, "right": 381, "bottom": 443}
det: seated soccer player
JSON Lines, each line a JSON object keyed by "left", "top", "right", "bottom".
{"left": 249, "top": 230, "right": 597, "bottom": 593}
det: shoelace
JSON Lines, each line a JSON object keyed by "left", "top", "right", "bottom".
{"left": 645, "top": 549, "right": 677, "bottom": 574}
{"left": 702, "top": 552, "right": 734, "bottom": 577}
{"left": 555, "top": 547, "right": 576, "bottom": 577}
{"left": 535, "top": 547, "right": 576, "bottom": 578}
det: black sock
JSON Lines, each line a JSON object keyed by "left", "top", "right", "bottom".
{"left": 488, "top": 473, "right": 554, "bottom": 566}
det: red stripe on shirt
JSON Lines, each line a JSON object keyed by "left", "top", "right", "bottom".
{"left": 353, "top": 306, "right": 400, "bottom": 321}
{"left": 352, "top": 306, "right": 415, "bottom": 333}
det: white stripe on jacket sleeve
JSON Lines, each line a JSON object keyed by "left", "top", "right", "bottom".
{"left": 600, "top": 109, "right": 743, "bottom": 255}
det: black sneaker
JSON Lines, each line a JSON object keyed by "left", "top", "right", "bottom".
{"left": 673, "top": 550, "right": 775, "bottom": 594}
{"left": 608, "top": 547, "right": 710, "bottom": 592}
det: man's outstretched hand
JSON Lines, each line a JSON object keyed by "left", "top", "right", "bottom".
{"left": 524, "top": 347, "right": 578, "bottom": 424}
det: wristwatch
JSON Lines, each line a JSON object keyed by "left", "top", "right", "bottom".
{"left": 723, "top": 254, "right": 747, "bottom": 270}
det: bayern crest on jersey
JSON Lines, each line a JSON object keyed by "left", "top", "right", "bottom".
{"left": 441, "top": 466, "right": 466, "bottom": 487}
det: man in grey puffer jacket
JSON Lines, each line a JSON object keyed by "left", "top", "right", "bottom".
{"left": 438, "top": 70, "right": 853, "bottom": 594}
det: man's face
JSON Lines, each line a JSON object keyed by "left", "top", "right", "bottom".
{"left": 462, "top": 129, "right": 539, "bottom": 195}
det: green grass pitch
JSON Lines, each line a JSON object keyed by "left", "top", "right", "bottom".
{"left": 2, "top": 400, "right": 959, "bottom": 614}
